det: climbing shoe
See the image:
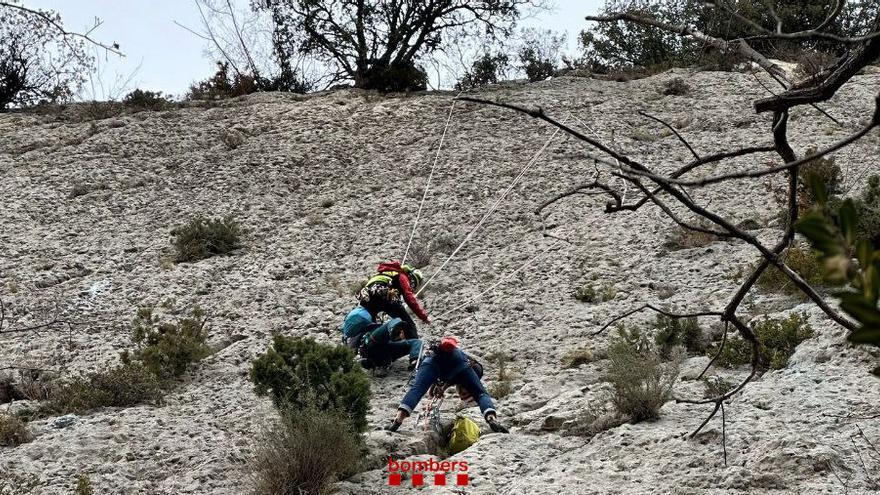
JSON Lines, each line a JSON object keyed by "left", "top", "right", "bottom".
{"left": 383, "top": 419, "right": 402, "bottom": 432}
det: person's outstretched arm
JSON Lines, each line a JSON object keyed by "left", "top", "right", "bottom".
{"left": 397, "top": 274, "right": 429, "bottom": 323}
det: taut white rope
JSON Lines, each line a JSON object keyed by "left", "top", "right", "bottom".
{"left": 416, "top": 115, "right": 570, "bottom": 297}
{"left": 434, "top": 238, "right": 563, "bottom": 321}
{"left": 402, "top": 95, "right": 459, "bottom": 265}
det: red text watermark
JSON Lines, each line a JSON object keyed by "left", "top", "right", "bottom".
{"left": 387, "top": 457, "right": 469, "bottom": 487}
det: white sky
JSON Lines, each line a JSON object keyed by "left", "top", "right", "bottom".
{"left": 26, "top": 0, "right": 604, "bottom": 97}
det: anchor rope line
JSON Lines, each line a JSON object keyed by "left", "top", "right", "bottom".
{"left": 415, "top": 114, "right": 570, "bottom": 298}
{"left": 402, "top": 95, "right": 460, "bottom": 265}
{"left": 433, "top": 238, "right": 563, "bottom": 322}
{"left": 407, "top": 112, "right": 567, "bottom": 392}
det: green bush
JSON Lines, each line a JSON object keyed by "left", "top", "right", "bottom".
{"left": 756, "top": 244, "right": 832, "bottom": 296}
{"left": 252, "top": 407, "right": 362, "bottom": 495}
{"left": 360, "top": 60, "right": 427, "bottom": 93}
{"left": 520, "top": 47, "right": 556, "bottom": 82}
{"left": 0, "top": 471, "right": 40, "bottom": 494}
{"left": 129, "top": 307, "right": 213, "bottom": 381}
{"left": 654, "top": 315, "right": 705, "bottom": 357}
{"left": 661, "top": 77, "right": 690, "bottom": 96}
{"left": 74, "top": 474, "right": 94, "bottom": 495}
{"left": 797, "top": 176, "right": 880, "bottom": 346}
{"left": 847, "top": 175, "right": 880, "bottom": 248}
{"left": 605, "top": 327, "right": 679, "bottom": 422}
{"left": 187, "top": 61, "right": 258, "bottom": 100}
{"left": 456, "top": 52, "right": 510, "bottom": 90}
{"left": 171, "top": 215, "right": 241, "bottom": 263}
{"left": 123, "top": 89, "right": 172, "bottom": 111}
{"left": 518, "top": 28, "right": 564, "bottom": 82}
{"left": 488, "top": 381, "right": 512, "bottom": 399}
{"left": 574, "top": 282, "right": 616, "bottom": 303}
{"left": 800, "top": 149, "right": 841, "bottom": 207}
{"left": 486, "top": 352, "right": 514, "bottom": 399}
{"left": 711, "top": 313, "right": 813, "bottom": 370}
{"left": 250, "top": 336, "right": 371, "bottom": 432}
{"left": 45, "top": 363, "right": 163, "bottom": 414}
{"left": 778, "top": 151, "right": 841, "bottom": 228}
{"left": 701, "top": 376, "right": 734, "bottom": 399}
{"left": 0, "top": 414, "right": 33, "bottom": 447}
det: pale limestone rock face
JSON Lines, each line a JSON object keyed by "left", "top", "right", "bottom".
{"left": 1, "top": 70, "right": 879, "bottom": 494}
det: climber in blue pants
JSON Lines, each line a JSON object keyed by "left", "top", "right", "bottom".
{"left": 384, "top": 336, "right": 509, "bottom": 433}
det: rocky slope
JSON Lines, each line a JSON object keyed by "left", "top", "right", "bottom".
{"left": 1, "top": 69, "right": 879, "bottom": 494}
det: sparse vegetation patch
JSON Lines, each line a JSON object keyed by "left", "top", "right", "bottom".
{"left": 605, "top": 327, "right": 680, "bottom": 422}
{"left": 710, "top": 313, "right": 813, "bottom": 370}
{"left": 171, "top": 215, "right": 241, "bottom": 263}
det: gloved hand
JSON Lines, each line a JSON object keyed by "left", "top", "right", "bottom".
{"left": 488, "top": 420, "right": 509, "bottom": 434}
{"left": 383, "top": 419, "right": 402, "bottom": 432}
{"left": 486, "top": 414, "right": 509, "bottom": 434}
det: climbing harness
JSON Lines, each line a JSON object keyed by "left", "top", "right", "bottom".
{"left": 417, "top": 390, "right": 445, "bottom": 433}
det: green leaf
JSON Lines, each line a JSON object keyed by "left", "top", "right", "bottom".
{"left": 807, "top": 173, "right": 828, "bottom": 206}
{"left": 848, "top": 326, "right": 880, "bottom": 346}
{"left": 796, "top": 214, "right": 843, "bottom": 255}
{"left": 856, "top": 240, "right": 872, "bottom": 267}
{"left": 837, "top": 199, "right": 857, "bottom": 246}
{"left": 839, "top": 293, "right": 880, "bottom": 327}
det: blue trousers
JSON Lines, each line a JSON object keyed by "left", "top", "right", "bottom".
{"left": 399, "top": 351, "right": 495, "bottom": 419}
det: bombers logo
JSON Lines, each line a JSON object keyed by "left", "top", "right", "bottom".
{"left": 387, "top": 457, "right": 470, "bottom": 487}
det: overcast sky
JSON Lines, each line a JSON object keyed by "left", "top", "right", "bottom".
{"left": 27, "top": 0, "right": 604, "bottom": 97}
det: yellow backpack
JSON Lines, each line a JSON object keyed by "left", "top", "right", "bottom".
{"left": 447, "top": 415, "right": 480, "bottom": 455}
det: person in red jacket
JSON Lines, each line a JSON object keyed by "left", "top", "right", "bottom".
{"left": 357, "top": 260, "right": 429, "bottom": 338}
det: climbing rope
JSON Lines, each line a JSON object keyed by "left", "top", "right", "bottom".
{"left": 418, "top": 392, "right": 445, "bottom": 432}
{"left": 415, "top": 114, "right": 570, "bottom": 297}
{"left": 402, "top": 94, "right": 460, "bottom": 265}
{"left": 433, "top": 238, "right": 563, "bottom": 322}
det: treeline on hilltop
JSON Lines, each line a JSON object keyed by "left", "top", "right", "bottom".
{"left": 2, "top": 0, "right": 877, "bottom": 111}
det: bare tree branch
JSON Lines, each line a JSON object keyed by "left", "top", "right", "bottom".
{"left": 585, "top": 12, "right": 789, "bottom": 83}
{"left": 0, "top": 1, "right": 123, "bottom": 56}
{"left": 639, "top": 111, "right": 700, "bottom": 161}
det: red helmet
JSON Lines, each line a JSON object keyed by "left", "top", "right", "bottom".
{"left": 438, "top": 336, "right": 459, "bottom": 353}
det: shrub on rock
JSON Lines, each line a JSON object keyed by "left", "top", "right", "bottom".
{"left": 129, "top": 307, "right": 212, "bottom": 381}
{"left": 250, "top": 336, "right": 371, "bottom": 432}
{"left": 252, "top": 407, "right": 361, "bottom": 495}
{"left": 46, "top": 363, "right": 163, "bottom": 414}
{"left": 171, "top": 216, "right": 241, "bottom": 263}
{"left": 123, "top": 89, "right": 172, "bottom": 111}
{"left": 711, "top": 313, "right": 813, "bottom": 370}
{"left": 0, "top": 414, "right": 32, "bottom": 447}
{"left": 605, "top": 327, "right": 679, "bottom": 422}
{"left": 756, "top": 244, "right": 832, "bottom": 296}
{"left": 654, "top": 315, "right": 705, "bottom": 357}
